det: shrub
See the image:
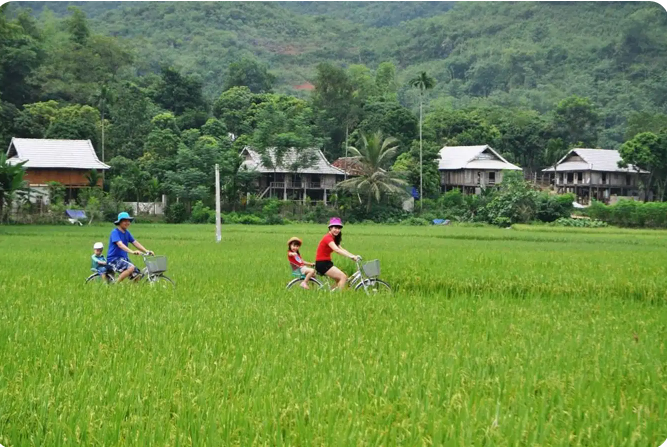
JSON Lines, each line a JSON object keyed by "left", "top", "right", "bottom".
{"left": 237, "top": 214, "right": 266, "bottom": 225}
{"left": 587, "top": 200, "right": 667, "bottom": 228}
{"left": 553, "top": 217, "right": 608, "bottom": 228}
{"left": 190, "top": 201, "right": 213, "bottom": 224}
{"left": 536, "top": 193, "right": 574, "bottom": 222}
{"left": 165, "top": 202, "right": 188, "bottom": 223}
{"left": 401, "top": 217, "right": 429, "bottom": 226}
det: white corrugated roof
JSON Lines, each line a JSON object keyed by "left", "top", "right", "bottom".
{"left": 438, "top": 145, "right": 522, "bottom": 170}
{"left": 6, "top": 138, "right": 109, "bottom": 170}
{"left": 542, "top": 148, "right": 648, "bottom": 173}
{"left": 241, "top": 147, "right": 345, "bottom": 175}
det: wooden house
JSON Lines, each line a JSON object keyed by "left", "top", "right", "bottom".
{"left": 6, "top": 138, "right": 109, "bottom": 201}
{"left": 541, "top": 148, "right": 648, "bottom": 204}
{"left": 241, "top": 147, "right": 345, "bottom": 203}
{"left": 438, "top": 145, "right": 522, "bottom": 194}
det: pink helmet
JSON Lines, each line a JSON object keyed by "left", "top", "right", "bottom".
{"left": 328, "top": 217, "right": 343, "bottom": 228}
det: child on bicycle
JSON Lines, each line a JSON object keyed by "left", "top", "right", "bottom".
{"left": 287, "top": 237, "right": 316, "bottom": 289}
{"left": 91, "top": 242, "right": 110, "bottom": 280}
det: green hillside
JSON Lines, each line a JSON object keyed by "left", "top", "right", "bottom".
{"left": 12, "top": 1, "right": 667, "bottom": 147}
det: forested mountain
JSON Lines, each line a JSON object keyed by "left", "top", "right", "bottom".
{"left": 2, "top": 1, "right": 667, "bottom": 216}
{"left": 11, "top": 1, "right": 667, "bottom": 147}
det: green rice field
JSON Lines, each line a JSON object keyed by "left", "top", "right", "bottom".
{"left": 0, "top": 223, "right": 666, "bottom": 446}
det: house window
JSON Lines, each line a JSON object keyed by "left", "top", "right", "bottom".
{"left": 559, "top": 173, "right": 564, "bottom": 182}
{"left": 577, "top": 172, "right": 583, "bottom": 182}
{"left": 311, "top": 174, "right": 321, "bottom": 188}
{"left": 488, "top": 171, "right": 496, "bottom": 184}
{"left": 567, "top": 173, "right": 574, "bottom": 183}
{"left": 626, "top": 174, "right": 631, "bottom": 186}
{"left": 601, "top": 173, "right": 607, "bottom": 184}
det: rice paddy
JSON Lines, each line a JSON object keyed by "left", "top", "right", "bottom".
{"left": 0, "top": 223, "right": 666, "bottom": 446}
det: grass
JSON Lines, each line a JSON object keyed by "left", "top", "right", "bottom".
{"left": 0, "top": 223, "right": 666, "bottom": 446}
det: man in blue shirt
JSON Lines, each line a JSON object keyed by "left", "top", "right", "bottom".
{"left": 107, "top": 212, "right": 153, "bottom": 283}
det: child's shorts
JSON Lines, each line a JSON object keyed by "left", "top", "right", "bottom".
{"left": 94, "top": 266, "right": 110, "bottom": 275}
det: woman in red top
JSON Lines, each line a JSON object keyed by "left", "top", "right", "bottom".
{"left": 315, "top": 217, "right": 360, "bottom": 290}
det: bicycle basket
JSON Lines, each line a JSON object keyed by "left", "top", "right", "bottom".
{"left": 362, "top": 259, "right": 380, "bottom": 277}
{"left": 145, "top": 256, "right": 168, "bottom": 274}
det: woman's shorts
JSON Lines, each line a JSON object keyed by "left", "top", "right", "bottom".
{"left": 315, "top": 260, "right": 334, "bottom": 275}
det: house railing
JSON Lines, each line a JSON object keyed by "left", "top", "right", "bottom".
{"left": 269, "top": 181, "right": 325, "bottom": 189}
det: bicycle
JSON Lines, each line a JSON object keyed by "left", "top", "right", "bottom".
{"left": 286, "top": 257, "right": 391, "bottom": 294}
{"left": 85, "top": 254, "right": 175, "bottom": 288}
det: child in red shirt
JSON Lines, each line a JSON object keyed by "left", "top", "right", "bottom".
{"left": 287, "top": 237, "right": 316, "bottom": 289}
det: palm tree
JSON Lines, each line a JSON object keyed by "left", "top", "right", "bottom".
{"left": 408, "top": 72, "right": 436, "bottom": 209}
{"left": 337, "top": 131, "right": 408, "bottom": 212}
{"left": 85, "top": 169, "right": 101, "bottom": 187}
{"left": 92, "top": 82, "right": 113, "bottom": 163}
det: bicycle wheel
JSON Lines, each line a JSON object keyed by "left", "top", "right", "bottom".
{"left": 286, "top": 277, "right": 325, "bottom": 292}
{"left": 354, "top": 278, "right": 391, "bottom": 294}
{"left": 145, "top": 274, "right": 175, "bottom": 289}
{"left": 85, "top": 272, "right": 114, "bottom": 284}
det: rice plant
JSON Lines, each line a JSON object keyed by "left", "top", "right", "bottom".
{"left": 0, "top": 224, "right": 665, "bottom": 446}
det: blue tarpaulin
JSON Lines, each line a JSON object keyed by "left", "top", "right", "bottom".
{"left": 411, "top": 187, "right": 420, "bottom": 199}
{"left": 65, "top": 209, "right": 87, "bottom": 219}
{"left": 432, "top": 219, "right": 451, "bottom": 226}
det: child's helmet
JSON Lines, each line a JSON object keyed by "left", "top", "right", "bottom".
{"left": 287, "top": 237, "right": 302, "bottom": 247}
{"left": 93, "top": 242, "right": 104, "bottom": 249}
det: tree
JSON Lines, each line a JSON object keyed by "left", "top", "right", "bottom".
{"left": 0, "top": 8, "right": 43, "bottom": 106}
{"left": 356, "top": 101, "right": 417, "bottom": 151}
{"left": 391, "top": 140, "right": 441, "bottom": 200}
{"left": 251, "top": 101, "right": 318, "bottom": 199}
{"left": 108, "top": 156, "right": 150, "bottom": 209}
{"left": 375, "top": 61, "right": 398, "bottom": 101}
{"left": 543, "top": 138, "right": 568, "bottom": 193}
{"left": 44, "top": 104, "right": 101, "bottom": 148}
{"left": 223, "top": 57, "right": 275, "bottom": 93}
{"left": 150, "top": 66, "right": 208, "bottom": 116}
{"left": 311, "top": 62, "right": 355, "bottom": 160}
{"left": 212, "top": 86, "right": 255, "bottom": 137}
{"left": 0, "top": 153, "right": 28, "bottom": 222}
{"left": 85, "top": 169, "right": 101, "bottom": 187}
{"left": 337, "top": 131, "right": 408, "bottom": 212}
{"left": 408, "top": 71, "right": 436, "bottom": 209}
{"left": 107, "top": 82, "right": 155, "bottom": 160}
{"left": 619, "top": 131, "right": 667, "bottom": 201}
{"left": 65, "top": 6, "right": 90, "bottom": 46}
{"left": 553, "top": 96, "right": 599, "bottom": 147}
{"left": 91, "top": 82, "right": 113, "bottom": 163}
{"left": 13, "top": 100, "right": 60, "bottom": 138}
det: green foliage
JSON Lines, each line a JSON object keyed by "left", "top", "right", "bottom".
{"left": 149, "top": 66, "right": 208, "bottom": 116}
{"left": 164, "top": 201, "right": 188, "bottom": 223}
{"left": 190, "top": 200, "right": 213, "bottom": 224}
{"left": 552, "top": 217, "right": 608, "bottom": 228}
{"left": 0, "top": 152, "right": 28, "bottom": 221}
{"left": 223, "top": 57, "right": 275, "bottom": 94}
{"left": 479, "top": 171, "right": 539, "bottom": 226}
{"left": 619, "top": 131, "right": 667, "bottom": 201}
{"left": 401, "top": 216, "right": 429, "bottom": 226}
{"left": 587, "top": 199, "right": 667, "bottom": 228}
{"left": 553, "top": 96, "right": 599, "bottom": 147}
{"left": 535, "top": 192, "right": 574, "bottom": 223}
{"left": 336, "top": 131, "right": 408, "bottom": 212}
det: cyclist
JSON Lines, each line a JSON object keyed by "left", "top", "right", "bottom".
{"left": 107, "top": 212, "right": 153, "bottom": 283}
{"left": 315, "top": 217, "right": 360, "bottom": 291}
